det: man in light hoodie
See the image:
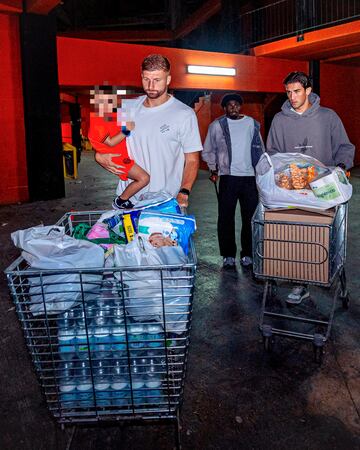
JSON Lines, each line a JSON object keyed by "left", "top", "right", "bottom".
{"left": 267, "top": 71, "right": 355, "bottom": 304}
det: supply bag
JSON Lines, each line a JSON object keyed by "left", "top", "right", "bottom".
{"left": 138, "top": 211, "right": 196, "bottom": 255}
{"left": 256, "top": 153, "right": 352, "bottom": 209}
{"left": 11, "top": 226, "right": 104, "bottom": 315}
{"left": 114, "top": 237, "right": 191, "bottom": 333}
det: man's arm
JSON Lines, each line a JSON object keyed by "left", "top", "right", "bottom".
{"left": 94, "top": 152, "right": 127, "bottom": 176}
{"left": 201, "top": 124, "right": 217, "bottom": 171}
{"left": 266, "top": 116, "right": 283, "bottom": 156}
{"left": 331, "top": 113, "right": 355, "bottom": 170}
{"left": 176, "top": 151, "right": 200, "bottom": 207}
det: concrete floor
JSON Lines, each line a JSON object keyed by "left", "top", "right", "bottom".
{"left": 0, "top": 151, "right": 359, "bottom": 450}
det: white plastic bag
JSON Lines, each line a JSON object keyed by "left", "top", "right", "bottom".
{"left": 11, "top": 226, "right": 105, "bottom": 315}
{"left": 113, "top": 237, "right": 191, "bottom": 333}
{"left": 256, "top": 153, "right": 352, "bottom": 209}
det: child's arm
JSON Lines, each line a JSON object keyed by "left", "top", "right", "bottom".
{"left": 104, "top": 131, "right": 126, "bottom": 147}
{"left": 104, "top": 121, "right": 135, "bottom": 147}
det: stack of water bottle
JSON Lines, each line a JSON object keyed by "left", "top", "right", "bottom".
{"left": 56, "top": 283, "right": 169, "bottom": 411}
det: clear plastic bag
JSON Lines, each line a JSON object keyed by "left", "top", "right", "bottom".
{"left": 11, "top": 226, "right": 104, "bottom": 315}
{"left": 113, "top": 237, "right": 191, "bottom": 333}
{"left": 256, "top": 153, "right": 352, "bottom": 209}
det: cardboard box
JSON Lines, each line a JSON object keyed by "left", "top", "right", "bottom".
{"left": 263, "top": 208, "right": 335, "bottom": 283}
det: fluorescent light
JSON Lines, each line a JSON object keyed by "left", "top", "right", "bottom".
{"left": 187, "top": 65, "right": 236, "bottom": 76}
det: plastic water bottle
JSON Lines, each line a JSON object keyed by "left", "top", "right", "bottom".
{"left": 93, "top": 325, "right": 112, "bottom": 360}
{"left": 57, "top": 309, "right": 75, "bottom": 328}
{"left": 112, "top": 303, "right": 124, "bottom": 325}
{"left": 95, "top": 303, "right": 112, "bottom": 326}
{"left": 93, "top": 360, "right": 111, "bottom": 407}
{"left": 58, "top": 319, "right": 76, "bottom": 361}
{"left": 58, "top": 361, "right": 77, "bottom": 409}
{"left": 145, "top": 357, "right": 163, "bottom": 405}
{"left": 75, "top": 360, "right": 94, "bottom": 408}
{"left": 111, "top": 324, "right": 126, "bottom": 359}
{"left": 146, "top": 323, "right": 164, "bottom": 348}
{"left": 130, "top": 359, "right": 145, "bottom": 406}
{"left": 110, "top": 360, "right": 129, "bottom": 407}
{"left": 76, "top": 324, "right": 94, "bottom": 360}
{"left": 128, "top": 323, "right": 145, "bottom": 352}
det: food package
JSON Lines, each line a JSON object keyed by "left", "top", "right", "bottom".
{"left": 275, "top": 162, "right": 328, "bottom": 190}
{"left": 310, "top": 167, "right": 351, "bottom": 203}
{"left": 256, "top": 153, "right": 352, "bottom": 209}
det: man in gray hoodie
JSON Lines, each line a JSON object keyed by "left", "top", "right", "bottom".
{"left": 267, "top": 71, "right": 355, "bottom": 303}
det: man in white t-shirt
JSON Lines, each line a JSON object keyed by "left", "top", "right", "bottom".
{"left": 94, "top": 54, "right": 203, "bottom": 207}
{"left": 202, "top": 93, "right": 264, "bottom": 269}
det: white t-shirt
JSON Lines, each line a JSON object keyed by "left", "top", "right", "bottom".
{"left": 116, "top": 95, "right": 203, "bottom": 199}
{"left": 227, "top": 116, "right": 255, "bottom": 176}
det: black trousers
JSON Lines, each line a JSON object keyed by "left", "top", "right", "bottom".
{"left": 217, "top": 175, "right": 258, "bottom": 258}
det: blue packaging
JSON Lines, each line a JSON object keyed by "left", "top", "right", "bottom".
{"left": 137, "top": 211, "right": 196, "bottom": 254}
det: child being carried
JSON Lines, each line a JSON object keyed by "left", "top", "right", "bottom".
{"left": 88, "top": 85, "right": 149, "bottom": 209}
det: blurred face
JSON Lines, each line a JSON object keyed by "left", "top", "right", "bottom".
{"left": 224, "top": 100, "right": 242, "bottom": 119}
{"left": 93, "top": 92, "right": 117, "bottom": 116}
{"left": 285, "top": 82, "right": 312, "bottom": 113}
{"left": 141, "top": 69, "right": 171, "bottom": 99}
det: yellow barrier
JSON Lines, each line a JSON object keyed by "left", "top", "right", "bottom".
{"left": 63, "top": 143, "right": 78, "bottom": 179}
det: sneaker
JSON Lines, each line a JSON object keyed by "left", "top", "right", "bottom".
{"left": 223, "top": 257, "right": 236, "bottom": 269}
{"left": 286, "top": 286, "right": 310, "bottom": 305}
{"left": 112, "top": 197, "right": 134, "bottom": 210}
{"left": 240, "top": 256, "right": 253, "bottom": 267}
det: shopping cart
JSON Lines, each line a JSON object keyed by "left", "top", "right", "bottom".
{"left": 252, "top": 203, "right": 349, "bottom": 363}
{"left": 5, "top": 210, "right": 197, "bottom": 448}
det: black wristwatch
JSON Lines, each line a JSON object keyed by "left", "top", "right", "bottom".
{"left": 179, "top": 188, "right": 190, "bottom": 196}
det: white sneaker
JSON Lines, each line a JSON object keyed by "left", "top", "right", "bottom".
{"left": 240, "top": 256, "right": 253, "bottom": 267}
{"left": 223, "top": 257, "right": 236, "bottom": 269}
{"left": 286, "top": 286, "right": 310, "bottom": 305}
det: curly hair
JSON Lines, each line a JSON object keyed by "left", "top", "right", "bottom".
{"left": 141, "top": 54, "right": 171, "bottom": 72}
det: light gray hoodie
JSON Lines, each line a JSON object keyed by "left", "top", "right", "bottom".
{"left": 267, "top": 93, "right": 355, "bottom": 169}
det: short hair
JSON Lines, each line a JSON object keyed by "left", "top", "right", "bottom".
{"left": 283, "top": 72, "right": 312, "bottom": 89}
{"left": 141, "top": 54, "right": 171, "bottom": 72}
{"left": 221, "top": 93, "right": 244, "bottom": 108}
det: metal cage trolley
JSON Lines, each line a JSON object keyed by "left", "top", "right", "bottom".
{"left": 252, "top": 203, "right": 349, "bottom": 362}
{"left": 5, "top": 210, "right": 197, "bottom": 448}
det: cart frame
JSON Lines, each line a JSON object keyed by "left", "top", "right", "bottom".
{"left": 5, "top": 210, "right": 197, "bottom": 448}
{"left": 252, "top": 203, "right": 349, "bottom": 362}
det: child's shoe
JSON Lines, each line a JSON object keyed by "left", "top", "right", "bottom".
{"left": 112, "top": 197, "right": 134, "bottom": 210}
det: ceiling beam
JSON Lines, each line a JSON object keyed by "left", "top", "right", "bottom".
{"left": 25, "top": 0, "right": 62, "bottom": 15}
{"left": 58, "top": 29, "right": 174, "bottom": 42}
{"left": 174, "top": 0, "right": 222, "bottom": 39}
{"left": 0, "top": 0, "right": 22, "bottom": 14}
{"left": 325, "top": 51, "right": 360, "bottom": 63}
{"left": 59, "top": 0, "right": 221, "bottom": 43}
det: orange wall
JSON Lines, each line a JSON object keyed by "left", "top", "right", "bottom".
{"left": 320, "top": 63, "right": 360, "bottom": 166}
{"left": 57, "top": 37, "right": 308, "bottom": 92}
{"left": 0, "top": 14, "right": 28, "bottom": 204}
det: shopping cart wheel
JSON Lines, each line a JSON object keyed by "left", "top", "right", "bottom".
{"left": 340, "top": 293, "right": 350, "bottom": 310}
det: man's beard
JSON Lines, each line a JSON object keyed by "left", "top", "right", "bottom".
{"left": 145, "top": 89, "right": 166, "bottom": 99}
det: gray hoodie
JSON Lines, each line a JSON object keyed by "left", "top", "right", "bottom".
{"left": 267, "top": 93, "right": 355, "bottom": 169}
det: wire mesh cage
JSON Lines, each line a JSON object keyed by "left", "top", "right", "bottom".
{"left": 5, "top": 211, "right": 197, "bottom": 424}
{"left": 252, "top": 203, "right": 347, "bottom": 287}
